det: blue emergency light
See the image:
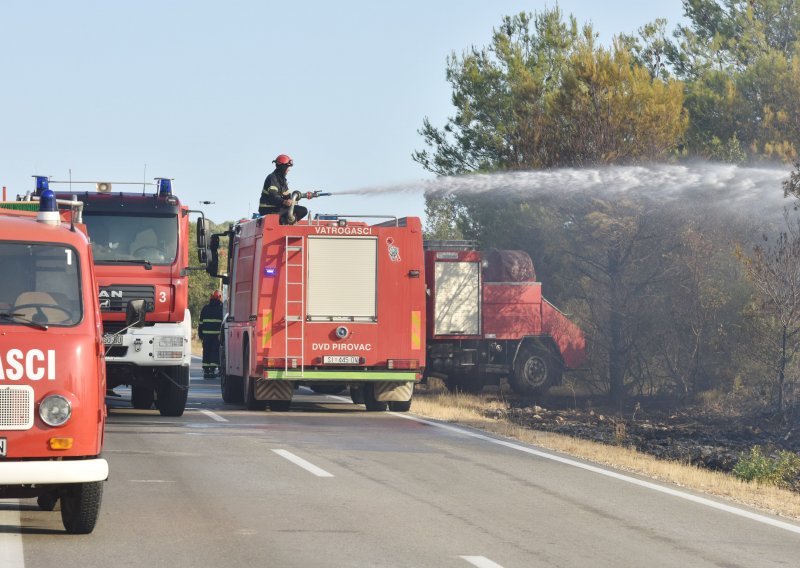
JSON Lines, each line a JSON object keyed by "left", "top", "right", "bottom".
{"left": 37, "top": 188, "right": 61, "bottom": 225}
{"left": 156, "top": 178, "right": 172, "bottom": 196}
{"left": 39, "top": 189, "right": 57, "bottom": 212}
{"left": 264, "top": 267, "right": 277, "bottom": 277}
{"left": 33, "top": 176, "right": 49, "bottom": 196}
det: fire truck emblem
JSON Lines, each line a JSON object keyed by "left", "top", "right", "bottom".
{"left": 386, "top": 238, "right": 401, "bottom": 262}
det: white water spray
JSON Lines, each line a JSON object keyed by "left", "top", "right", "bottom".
{"left": 339, "top": 162, "right": 793, "bottom": 217}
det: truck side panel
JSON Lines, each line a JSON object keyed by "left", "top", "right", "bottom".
{"left": 482, "top": 282, "right": 543, "bottom": 340}
{"left": 542, "top": 299, "right": 586, "bottom": 369}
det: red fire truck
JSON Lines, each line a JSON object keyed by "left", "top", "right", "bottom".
{"left": 208, "top": 213, "right": 426, "bottom": 411}
{"left": 48, "top": 177, "right": 205, "bottom": 416}
{"left": 0, "top": 189, "right": 120, "bottom": 534}
{"left": 424, "top": 241, "right": 585, "bottom": 394}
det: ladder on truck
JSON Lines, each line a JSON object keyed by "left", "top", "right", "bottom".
{"left": 284, "top": 235, "right": 305, "bottom": 376}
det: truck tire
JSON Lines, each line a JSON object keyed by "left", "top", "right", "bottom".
{"left": 363, "top": 383, "right": 387, "bottom": 412}
{"left": 267, "top": 400, "right": 291, "bottom": 412}
{"left": 37, "top": 492, "right": 58, "bottom": 511}
{"left": 243, "top": 345, "right": 267, "bottom": 411}
{"left": 511, "top": 345, "right": 558, "bottom": 395}
{"left": 60, "top": 481, "right": 103, "bottom": 534}
{"left": 220, "top": 349, "right": 243, "bottom": 404}
{"left": 157, "top": 366, "right": 189, "bottom": 417}
{"left": 388, "top": 399, "right": 412, "bottom": 412}
{"left": 349, "top": 385, "right": 364, "bottom": 404}
{"left": 131, "top": 385, "right": 155, "bottom": 409}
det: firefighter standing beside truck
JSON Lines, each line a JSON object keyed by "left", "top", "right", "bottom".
{"left": 199, "top": 290, "right": 223, "bottom": 378}
{"left": 259, "top": 154, "right": 307, "bottom": 224}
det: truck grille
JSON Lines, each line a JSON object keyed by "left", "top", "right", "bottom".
{"left": 99, "top": 284, "right": 155, "bottom": 313}
{"left": 0, "top": 385, "right": 34, "bottom": 430}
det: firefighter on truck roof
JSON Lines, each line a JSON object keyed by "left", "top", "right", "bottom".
{"left": 199, "top": 290, "right": 223, "bottom": 378}
{"left": 259, "top": 153, "right": 307, "bottom": 224}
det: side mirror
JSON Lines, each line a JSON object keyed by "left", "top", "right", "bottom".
{"left": 206, "top": 233, "right": 220, "bottom": 276}
{"left": 126, "top": 299, "right": 146, "bottom": 329}
{"left": 197, "top": 218, "right": 210, "bottom": 265}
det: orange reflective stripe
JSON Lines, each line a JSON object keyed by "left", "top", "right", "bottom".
{"left": 262, "top": 309, "right": 273, "bottom": 349}
{"left": 411, "top": 310, "right": 421, "bottom": 350}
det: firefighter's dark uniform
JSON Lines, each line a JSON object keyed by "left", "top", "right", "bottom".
{"left": 198, "top": 296, "right": 223, "bottom": 378}
{"left": 259, "top": 169, "right": 307, "bottom": 223}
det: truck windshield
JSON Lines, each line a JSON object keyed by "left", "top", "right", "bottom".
{"left": 0, "top": 242, "right": 82, "bottom": 327}
{"left": 84, "top": 214, "right": 178, "bottom": 265}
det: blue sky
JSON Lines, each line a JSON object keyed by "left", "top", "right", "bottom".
{"left": 0, "top": 1, "right": 686, "bottom": 225}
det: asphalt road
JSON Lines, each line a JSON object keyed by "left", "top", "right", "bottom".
{"left": 2, "top": 358, "right": 800, "bottom": 567}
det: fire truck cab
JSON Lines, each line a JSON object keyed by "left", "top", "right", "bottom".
{"left": 209, "top": 213, "right": 426, "bottom": 411}
{"left": 0, "top": 190, "right": 111, "bottom": 534}
{"left": 51, "top": 177, "right": 203, "bottom": 416}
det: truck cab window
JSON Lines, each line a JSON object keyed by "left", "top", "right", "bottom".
{"left": 84, "top": 214, "right": 178, "bottom": 264}
{"left": 0, "top": 242, "right": 82, "bottom": 326}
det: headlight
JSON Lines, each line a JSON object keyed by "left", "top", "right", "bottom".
{"left": 39, "top": 395, "right": 72, "bottom": 427}
{"left": 158, "top": 336, "right": 184, "bottom": 348}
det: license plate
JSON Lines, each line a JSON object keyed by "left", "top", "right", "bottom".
{"left": 323, "top": 355, "right": 360, "bottom": 364}
{"left": 0, "top": 438, "right": 6, "bottom": 457}
{"left": 103, "top": 334, "right": 123, "bottom": 346}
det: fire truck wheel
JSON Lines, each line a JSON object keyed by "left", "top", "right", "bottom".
{"left": 157, "top": 366, "right": 189, "bottom": 417}
{"left": 220, "top": 350, "right": 244, "bottom": 404}
{"left": 244, "top": 377, "right": 267, "bottom": 411}
{"left": 267, "top": 400, "right": 291, "bottom": 412}
{"left": 511, "top": 345, "right": 555, "bottom": 394}
{"left": 349, "top": 385, "right": 365, "bottom": 404}
{"left": 243, "top": 346, "right": 267, "bottom": 411}
{"left": 363, "top": 383, "right": 388, "bottom": 412}
{"left": 60, "top": 481, "right": 103, "bottom": 535}
{"left": 37, "top": 492, "right": 58, "bottom": 511}
{"left": 131, "top": 385, "right": 155, "bottom": 409}
{"left": 388, "top": 400, "right": 412, "bottom": 412}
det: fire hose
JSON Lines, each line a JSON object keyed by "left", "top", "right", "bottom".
{"left": 286, "top": 190, "right": 332, "bottom": 224}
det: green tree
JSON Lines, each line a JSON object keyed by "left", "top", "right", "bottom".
{"left": 738, "top": 214, "right": 800, "bottom": 418}
{"left": 669, "top": 0, "right": 800, "bottom": 161}
{"left": 550, "top": 39, "right": 687, "bottom": 165}
{"left": 413, "top": 9, "right": 584, "bottom": 175}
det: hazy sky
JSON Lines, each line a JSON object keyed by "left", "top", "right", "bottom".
{"left": 0, "top": 1, "right": 686, "bottom": 224}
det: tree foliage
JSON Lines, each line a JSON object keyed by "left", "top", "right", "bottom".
{"left": 738, "top": 213, "right": 800, "bottom": 417}
{"left": 667, "top": 0, "right": 800, "bottom": 161}
{"left": 414, "top": 8, "right": 687, "bottom": 177}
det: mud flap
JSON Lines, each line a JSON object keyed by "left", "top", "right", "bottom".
{"left": 374, "top": 381, "right": 413, "bottom": 402}
{"left": 255, "top": 379, "right": 293, "bottom": 401}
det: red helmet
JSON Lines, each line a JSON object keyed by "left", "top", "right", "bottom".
{"left": 273, "top": 154, "right": 293, "bottom": 168}
{"left": 211, "top": 290, "right": 221, "bottom": 301}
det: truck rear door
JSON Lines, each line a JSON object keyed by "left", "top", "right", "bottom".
{"left": 433, "top": 260, "right": 480, "bottom": 335}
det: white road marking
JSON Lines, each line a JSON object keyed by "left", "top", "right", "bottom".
{"left": 272, "top": 449, "right": 334, "bottom": 477}
{"left": 0, "top": 500, "right": 25, "bottom": 568}
{"left": 460, "top": 556, "right": 504, "bottom": 568}
{"left": 395, "top": 413, "right": 800, "bottom": 535}
{"left": 198, "top": 409, "right": 228, "bottom": 422}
